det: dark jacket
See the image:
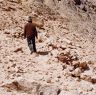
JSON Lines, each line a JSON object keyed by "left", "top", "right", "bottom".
{"left": 24, "top": 22, "right": 37, "bottom": 38}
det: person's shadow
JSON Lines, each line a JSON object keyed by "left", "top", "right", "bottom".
{"left": 37, "top": 51, "right": 49, "bottom": 55}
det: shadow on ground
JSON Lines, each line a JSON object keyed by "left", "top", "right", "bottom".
{"left": 37, "top": 51, "right": 49, "bottom": 55}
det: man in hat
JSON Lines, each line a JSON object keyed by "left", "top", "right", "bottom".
{"left": 24, "top": 16, "right": 38, "bottom": 54}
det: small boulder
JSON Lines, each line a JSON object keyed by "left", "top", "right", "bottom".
{"left": 72, "top": 68, "right": 82, "bottom": 77}
{"left": 14, "top": 47, "right": 23, "bottom": 53}
{"left": 38, "top": 85, "right": 60, "bottom": 95}
{"left": 79, "top": 62, "right": 89, "bottom": 70}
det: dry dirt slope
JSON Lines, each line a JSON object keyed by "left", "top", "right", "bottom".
{"left": 0, "top": 0, "right": 96, "bottom": 95}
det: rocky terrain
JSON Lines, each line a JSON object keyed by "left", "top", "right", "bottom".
{"left": 0, "top": 0, "right": 96, "bottom": 95}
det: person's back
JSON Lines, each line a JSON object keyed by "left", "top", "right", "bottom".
{"left": 24, "top": 22, "right": 37, "bottom": 38}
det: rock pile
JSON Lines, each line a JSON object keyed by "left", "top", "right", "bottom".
{"left": 0, "top": 0, "right": 96, "bottom": 95}
{"left": 57, "top": 52, "right": 78, "bottom": 65}
{"left": 1, "top": 78, "right": 60, "bottom": 95}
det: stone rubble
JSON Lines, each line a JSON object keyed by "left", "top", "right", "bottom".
{"left": 0, "top": 0, "right": 96, "bottom": 95}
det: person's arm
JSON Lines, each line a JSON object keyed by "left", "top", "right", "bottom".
{"left": 24, "top": 25, "right": 26, "bottom": 38}
{"left": 34, "top": 27, "right": 38, "bottom": 39}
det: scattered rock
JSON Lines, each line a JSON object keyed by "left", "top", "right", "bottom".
{"left": 79, "top": 62, "right": 89, "bottom": 70}
{"left": 48, "top": 43, "right": 58, "bottom": 49}
{"left": 11, "top": 64, "right": 16, "bottom": 68}
{"left": 72, "top": 68, "right": 82, "bottom": 77}
{"left": 14, "top": 47, "right": 23, "bottom": 53}
{"left": 73, "top": 61, "right": 89, "bottom": 71}
{"left": 0, "top": 0, "right": 96, "bottom": 95}
{"left": 8, "top": 0, "right": 21, "bottom": 4}
{"left": 91, "top": 78, "right": 96, "bottom": 84}
{"left": 12, "top": 32, "right": 23, "bottom": 38}
{"left": 4, "top": 31, "right": 10, "bottom": 34}
{"left": 63, "top": 38, "right": 72, "bottom": 45}
{"left": 62, "top": 65, "right": 67, "bottom": 70}
{"left": 57, "top": 52, "right": 78, "bottom": 65}
{"left": 1, "top": 79, "right": 60, "bottom": 95}
{"left": 74, "top": 0, "right": 81, "bottom": 5}
{"left": 38, "top": 85, "right": 60, "bottom": 95}
{"left": 47, "top": 79, "right": 51, "bottom": 83}
{"left": 38, "top": 37, "right": 43, "bottom": 43}
{"left": 59, "top": 90, "right": 77, "bottom": 95}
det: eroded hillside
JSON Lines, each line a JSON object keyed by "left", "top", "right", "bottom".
{"left": 0, "top": 0, "right": 96, "bottom": 95}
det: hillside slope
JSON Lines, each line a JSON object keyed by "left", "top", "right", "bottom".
{"left": 0, "top": 0, "right": 96, "bottom": 95}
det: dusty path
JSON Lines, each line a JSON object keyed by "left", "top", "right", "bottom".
{"left": 0, "top": 0, "right": 96, "bottom": 95}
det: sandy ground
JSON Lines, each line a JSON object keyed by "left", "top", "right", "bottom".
{"left": 0, "top": 0, "right": 96, "bottom": 95}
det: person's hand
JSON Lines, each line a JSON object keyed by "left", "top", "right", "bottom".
{"left": 36, "top": 37, "right": 38, "bottom": 39}
{"left": 24, "top": 37, "right": 26, "bottom": 39}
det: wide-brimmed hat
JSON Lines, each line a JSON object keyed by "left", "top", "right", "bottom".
{"left": 28, "top": 16, "right": 32, "bottom": 22}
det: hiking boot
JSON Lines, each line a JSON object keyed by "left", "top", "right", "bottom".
{"left": 30, "top": 51, "right": 33, "bottom": 54}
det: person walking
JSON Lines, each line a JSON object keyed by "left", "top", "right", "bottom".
{"left": 24, "top": 16, "right": 38, "bottom": 54}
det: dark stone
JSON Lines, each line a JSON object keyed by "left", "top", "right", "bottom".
{"left": 74, "top": 0, "right": 81, "bottom": 5}
{"left": 57, "top": 89, "right": 61, "bottom": 95}
{"left": 82, "top": 6, "right": 87, "bottom": 12}
{"left": 40, "top": 92, "right": 43, "bottom": 95}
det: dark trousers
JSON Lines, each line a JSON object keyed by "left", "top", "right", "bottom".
{"left": 27, "top": 37, "right": 36, "bottom": 52}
